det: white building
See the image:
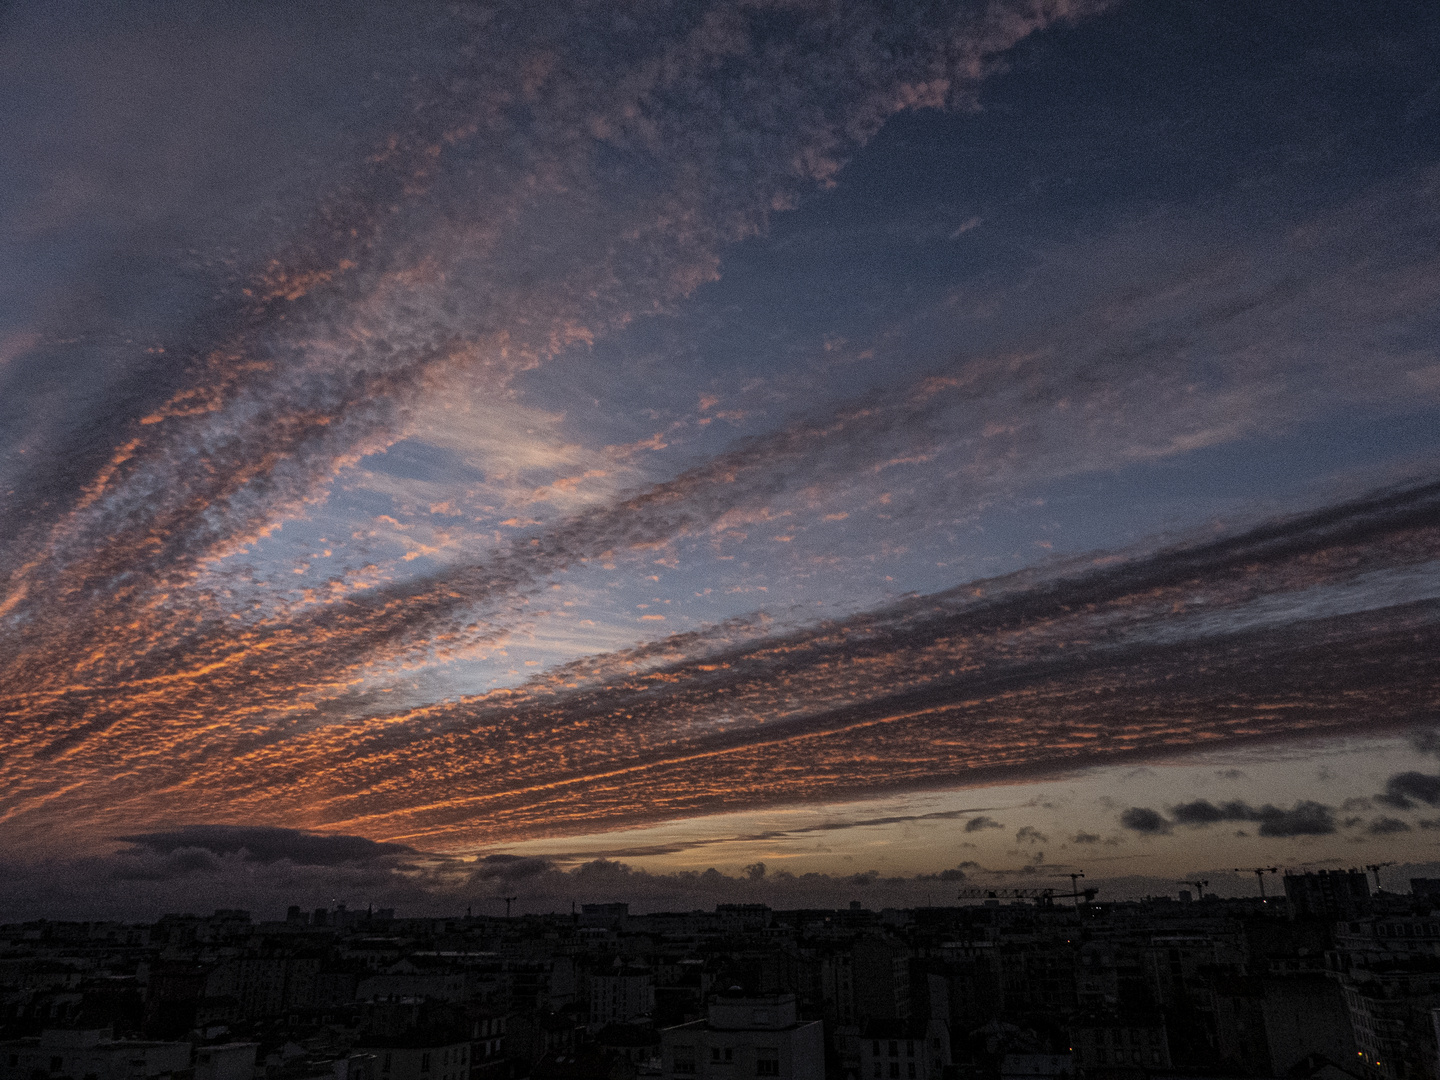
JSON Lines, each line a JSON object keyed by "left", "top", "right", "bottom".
{"left": 858, "top": 1019, "right": 947, "bottom": 1080}
{"left": 661, "top": 993, "right": 822, "bottom": 1080}
{"left": 590, "top": 967, "right": 655, "bottom": 1026}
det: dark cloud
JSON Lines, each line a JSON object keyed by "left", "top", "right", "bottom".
{"left": 118, "top": 826, "right": 416, "bottom": 866}
{"left": 1015, "top": 826, "right": 1048, "bottom": 845}
{"left": 1120, "top": 808, "right": 1171, "bottom": 835}
{"left": 1409, "top": 730, "right": 1440, "bottom": 758}
{"left": 1171, "top": 800, "right": 1228, "bottom": 825}
{"left": 1251, "top": 802, "right": 1336, "bottom": 838}
{"left": 0, "top": 843, "right": 1061, "bottom": 923}
{"left": 1377, "top": 772, "right": 1440, "bottom": 810}
{"left": 965, "top": 816, "right": 1004, "bottom": 833}
{"left": 1157, "top": 799, "right": 1338, "bottom": 837}
{"left": 467, "top": 854, "right": 554, "bottom": 882}
{"left": 1071, "top": 832, "right": 1102, "bottom": 844}
{"left": 1369, "top": 817, "right": 1412, "bottom": 835}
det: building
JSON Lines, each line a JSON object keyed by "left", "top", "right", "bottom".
{"left": 661, "top": 993, "right": 822, "bottom": 1080}
{"left": 851, "top": 939, "right": 910, "bottom": 1020}
{"left": 468, "top": 1012, "right": 508, "bottom": 1080}
{"left": 358, "top": 1032, "right": 473, "bottom": 1080}
{"left": 0, "top": 1029, "right": 191, "bottom": 1080}
{"left": 857, "top": 1018, "right": 946, "bottom": 1080}
{"left": 1210, "top": 976, "right": 1352, "bottom": 1075}
{"left": 195, "top": 1044, "right": 260, "bottom": 1080}
{"left": 1284, "top": 871, "right": 1372, "bottom": 920}
{"left": 1338, "top": 960, "right": 1440, "bottom": 1080}
{"left": 590, "top": 968, "right": 655, "bottom": 1027}
{"left": 1067, "top": 1011, "right": 1170, "bottom": 1071}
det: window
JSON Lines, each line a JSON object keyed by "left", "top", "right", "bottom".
{"left": 713, "top": 1049, "right": 723, "bottom": 1063}
{"left": 7, "top": 1056, "right": 17, "bottom": 1068}
{"left": 888, "top": 1043, "right": 898, "bottom": 1058}
{"left": 756, "top": 1049, "right": 780, "bottom": 1077}
{"left": 907, "top": 1064, "right": 916, "bottom": 1078}
{"left": 873, "top": 1066, "right": 882, "bottom": 1078}
{"left": 674, "top": 1046, "right": 696, "bottom": 1074}
{"left": 889, "top": 1065, "right": 899, "bottom": 1079}
{"left": 906, "top": 1043, "right": 914, "bottom": 1057}
{"left": 726, "top": 1049, "right": 734, "bottom": 1063}
{"left": 422, "top": 1054, "right": 432, "bottom": 1073}
{"left": 51, "top": 1059, "right": 63, "bottom": 1073}
{"left": 383, "top": 1055, "right": 392, "bottom": 1074}
{"left": 872, "top": 1043, "right": 880, "bottom": 1057}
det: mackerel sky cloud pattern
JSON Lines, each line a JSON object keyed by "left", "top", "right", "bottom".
{"left": 2, "top": 0, "right": 1440, "bottom": 890}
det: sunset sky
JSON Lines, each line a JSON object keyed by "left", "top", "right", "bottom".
{"left": 2, "top": 0, "right": 1440, "bottom": 919}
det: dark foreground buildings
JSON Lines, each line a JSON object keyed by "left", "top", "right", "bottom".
{"left": 3, "top": 872, "right": 1438, "bottom": 1080}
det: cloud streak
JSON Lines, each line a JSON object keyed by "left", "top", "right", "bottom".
{"left": 4, "top": 470, "right": 1439, "bottom": 851}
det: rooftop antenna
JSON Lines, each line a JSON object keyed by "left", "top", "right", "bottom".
{"left": 1235, "top": 867, "right": 1279, "bottom": 899}
{"left": 504, "top": 896, "right": 517, "bottom": 918}
{"left": 1366, "top": 863, "right": 1396, "bottom": 891}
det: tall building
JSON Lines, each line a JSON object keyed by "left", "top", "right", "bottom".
{"left": 1283, "top": 871, "right": 1372, "bottom": 920}
{"left": 590, "top": 967, "right": 656, "bottom": 1026}
{"left": 661, "top": 992, "right": 823, "bottom": 1080}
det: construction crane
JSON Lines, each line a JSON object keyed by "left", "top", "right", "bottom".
{"left": 1062, "top": 872, "right": 1098, "bottom": 907}
{"left": 1235, "top": 867, "right": 1279, "bottom": 899}
{"left": 1178, "top": 879, "right": 1210, "bottom": 900}
{"left": 1366, "top": 863, "right": 1396, "bottom": 892}
{"left": 503, "top": 896, "right": 517, "bottom": 917}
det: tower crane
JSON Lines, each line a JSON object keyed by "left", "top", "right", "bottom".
{"left": 1366, "top": 863, "right": 1396, "bottom": 892}
{"left": 1178, "top": 879, "right": 1210, "bottom": 900}
{"left": 1235, "top": 867, "right": 1279, "bottom": 899}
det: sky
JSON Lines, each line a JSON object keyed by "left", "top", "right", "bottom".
{"left": 1, "top": 0, "right": 1440, "bottom": 919}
